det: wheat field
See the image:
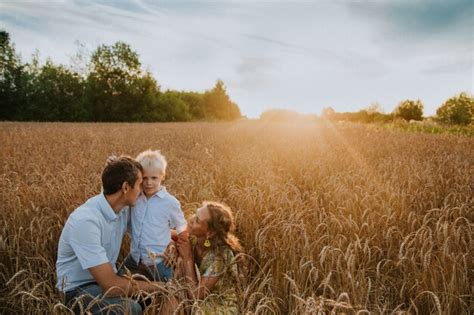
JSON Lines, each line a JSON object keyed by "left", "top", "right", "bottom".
{"left": 0, "top": 121, "right": 472, "bottom": 314}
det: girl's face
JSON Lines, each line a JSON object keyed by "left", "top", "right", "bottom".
{"left": 188, "top": 206, "right": 211, "bottom": 238}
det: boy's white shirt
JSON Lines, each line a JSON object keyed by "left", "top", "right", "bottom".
{"left": 129, "top": 186, "right": 187, "bottom": 265}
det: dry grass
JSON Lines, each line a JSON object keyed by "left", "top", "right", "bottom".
{"left": 0, "top": 121, "right": 472, "bottom": 314}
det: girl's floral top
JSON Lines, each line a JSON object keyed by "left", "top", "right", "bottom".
{"left": 194, "top": 245, "right": 239, "bottom": 314}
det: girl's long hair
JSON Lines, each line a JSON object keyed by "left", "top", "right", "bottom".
{"left": 203, "top": 201, "right": 243, "bottom": 255}
{"left": 204, "top": 201, "right": 248, "bottom": 285}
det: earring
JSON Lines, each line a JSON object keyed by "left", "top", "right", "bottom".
{"left": 204, "top": 239, "right": 211, "bottom": 248}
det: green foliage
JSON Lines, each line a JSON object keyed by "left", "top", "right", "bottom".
{"left": 0, "top": 31, "right": 242, "bottom": 122}
{"left": 202, "top": 80, "right": 241, "bottom": 120}
{"left": 155, "top": 91, "right": 192, "bottom": 122}
{"left": 322, "top": 107, "right": 392, "bottom": 123}
{"left": 7, "top": 29, "right": 469, "bottom": 127}
{"left": 436, "top": 92, "right": 473, "bottom": 125}
{"left": 380, "top": 119, "right": 474, "bottom": 136}
{"left": 85, "top": 42, "right": 156, "bottom": 121}
{"left": 393, "top": 99, "right": 423, "bottom": 121}
{"left": 0, "top": 30, "right": 29, "bottom": 120}
{"left": 27, "top": 60, "right": 86, "bottom": 121}
{"left": 177, "top": 91, "right": 206, "bottom": 120}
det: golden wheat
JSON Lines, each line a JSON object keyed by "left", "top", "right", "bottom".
{"left": 0, "top": 121, "right": 472, "bottom": 314}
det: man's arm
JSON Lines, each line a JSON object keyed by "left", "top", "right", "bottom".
{"left": 89, "top": 262, "right": 162, "bottom": 297}
{"left": 70, "top": 217, "right": 162, "bottom": 296}
{"left": 171, "top": 229, "right": 178, "bottom": 241}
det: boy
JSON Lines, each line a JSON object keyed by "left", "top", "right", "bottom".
{"left": 124, "top": 150, "right": 187, "bottom": 281}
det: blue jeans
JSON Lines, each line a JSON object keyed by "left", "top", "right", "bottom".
{"left": 64, "top": 282, "right": 142, "bottom": 315}
{"left": 123, "top": 255, "right": 173, "bottom": 282}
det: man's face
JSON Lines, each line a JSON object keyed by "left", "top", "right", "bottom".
{"left": 142, "top": 168, "right": 165, "bottom": 197}
{"left": 125, "top": 172, "right": 143, "bottom": 206}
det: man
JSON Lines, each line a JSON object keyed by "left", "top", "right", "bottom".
{"left": 56, "top": 156, "right": 161, "bottom": 314}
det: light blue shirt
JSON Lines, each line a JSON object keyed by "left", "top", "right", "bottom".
{"left": 130, "top": 187, "right": 187, "bottom": 265}
{"left": 56, "top": 193, "right": 129, "bottom": 292}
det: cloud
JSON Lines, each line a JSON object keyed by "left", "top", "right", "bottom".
{"left": 422, "top": 55, "right": 473, "bottom": 75}
{"left": 347, "top": 0, "right": 473, "bottom": 40}
{"left": 244, "top": 34, "right": 308, "bottom": 51}
{"left": 232, "top": 56, "right": 277, "bottom": 91}
{"left": 1, "top": 0, "right": 471, "bottom": 118}
{"left": 2, "top": 1, "right": 147, "bottom": 36}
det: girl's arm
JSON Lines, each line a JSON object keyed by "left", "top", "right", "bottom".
{"left": 177, "top": 238, "right": 220, "bottom": 299}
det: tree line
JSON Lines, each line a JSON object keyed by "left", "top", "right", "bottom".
{"left": 0, "top": 31, "right": 241, "bottom": 122}
{"left": 260, "top": 93, "right": 473, "bottom": 126}
{"left": 319, "top": 93, "right": 473, "bottom": 125}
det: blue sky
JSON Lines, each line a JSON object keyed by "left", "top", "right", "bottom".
{"left": 1, "top": 0, "right": 472, "bottom": 118}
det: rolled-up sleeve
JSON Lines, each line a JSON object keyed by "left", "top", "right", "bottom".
{"left": 69, "top": 218, "right": 109, "bottom": 270}
{"left": 170, "top": 201, "right": 187, "bottom": 234}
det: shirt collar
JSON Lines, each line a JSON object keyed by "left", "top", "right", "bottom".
{"left": 157, "top": 186, "right": 167, "bottom": 198}
{"left": 141, "top": 186, "right": 167, "bottom": 199}
{"left": 98, "top": 193, "right": 118, "bottom": 222}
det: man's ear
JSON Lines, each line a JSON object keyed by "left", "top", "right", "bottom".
{"left": 122, "top": 181, "right": 128, "bottom": 194}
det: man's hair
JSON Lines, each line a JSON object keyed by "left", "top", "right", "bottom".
{"left": 136, "top": 149, "right": 167, "bottom": 173}
{"left": 102, "top": 156, "right": 143, "bottom": 195}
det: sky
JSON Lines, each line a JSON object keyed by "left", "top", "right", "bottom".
{"left": 1, "top": 0, "right": 473, "bottom": 118}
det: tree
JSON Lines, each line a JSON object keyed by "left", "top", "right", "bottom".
{"left": 68, "top": 40, "right": 90, "bottom": 78}
{"left": 203, "top": 80, "right": 241, "bottom": 120}
{"left": 155, "top": 91, "right": 192, "bottom": 122}
{"left": 1, "top": 33, "right": 244, "bottom": 122}
{"left": 0, "top": 30, "right": 28, "bottom": 120}
{"left": 393, "top": 99, "right": 423, "bottom": 121}
{"left": 26, "top": 60, "right": 86, "bottom": 121}
{"left": 85, "top": 41, "right": 159, "bottom": 121}
{"left": 178, "top": 91, "right": 206, "bottom": 120}
{"left": 436, "top": 92, "right": 473, "bottom": 125}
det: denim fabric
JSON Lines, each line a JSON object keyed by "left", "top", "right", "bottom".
{"left": 122, "top": 255, "right": 173, "bottom": 282}
{"left": 64, "top": 282, "right": 142, "bottom": 315}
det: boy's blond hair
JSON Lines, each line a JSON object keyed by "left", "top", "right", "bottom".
{"left": 136, "top": 150, "right": 167, "bottom": 173}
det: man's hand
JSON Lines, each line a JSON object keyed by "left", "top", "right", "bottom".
{"left": 163, "top": 240, "right": 178, "bottom": 267}
{"left": 176, "top": 235, "right": 192, "bottom": 260}
{"left": 177, "top": 230, "right": 189, "bottom": 243}
{"left": 89, "top": 262, "right": 163, "bottom": 297}
{"left": 105, "top": 154, "right": 118, "bottom": 165}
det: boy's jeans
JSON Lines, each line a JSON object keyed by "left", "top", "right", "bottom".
{"left": 122, "top": 255, "right": 173, "bottom": 282}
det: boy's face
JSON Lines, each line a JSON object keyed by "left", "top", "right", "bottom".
{"left": 142, "top": 168, "right": 165, "bottom": 197}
